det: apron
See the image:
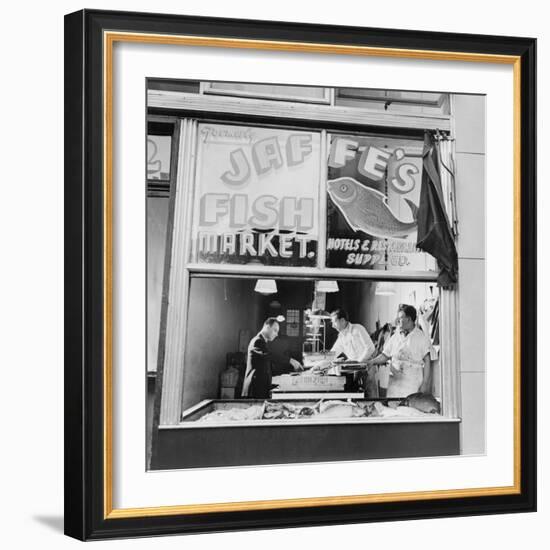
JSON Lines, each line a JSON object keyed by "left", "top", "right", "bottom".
{"left": 386, "top": 336, "right": 424, "bottom": 398}
{"left": 386, "top": 364, "right": 423, "bottom": 398}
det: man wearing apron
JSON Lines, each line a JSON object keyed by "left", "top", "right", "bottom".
{"left": 309, "top": 308, "right": 377, "bottom": 396}
{"left": 366, "top": 304, "right": 432, "bottom": 398}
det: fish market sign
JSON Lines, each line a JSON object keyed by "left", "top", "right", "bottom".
{"left": 326, "top": 135, "right": 435, "bottom": 272}
{"left": 192, "top": 124, "right": 320, "bottom": 266}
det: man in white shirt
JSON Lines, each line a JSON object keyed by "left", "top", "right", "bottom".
{"left": 312, "top": 308, "right": 377, "bottom": 396}
{"left": 367, "top": 304, "right": 432, "bottom": 398}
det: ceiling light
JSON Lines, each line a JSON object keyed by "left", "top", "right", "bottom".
{"left": 315, "top": 280, "right": 339, "bottom": 293}
{"left": 254, "top": 279, "right": 277, "bottom": 295}
{"left": 375, "top": 281, "right": 396, "bottom": 296}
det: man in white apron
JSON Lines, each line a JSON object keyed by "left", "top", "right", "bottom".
{"left": 366, "top": 304, "right": 432, "bottom": 398}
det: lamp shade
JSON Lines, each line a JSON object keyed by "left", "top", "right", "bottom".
{"left": 315, "top": 280, "right": 339, "bottom": 293}
{"left": 254, "top": 279, "right": 277, "bottom": 295}
{"left": 375, "top": 281, "right": 396, "bottom": 296}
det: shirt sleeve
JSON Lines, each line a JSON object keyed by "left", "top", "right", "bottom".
{"left": 419, "top": 332, "right": 432, "bottom": 360}
{"left": 249, "top": 337, "right": 269, "bottom": 359}
{"left": 331, "top": 335, "right": 343, "bottom": 356}
{"left": 353, "top": 324, "right": 376, "bottom": 362}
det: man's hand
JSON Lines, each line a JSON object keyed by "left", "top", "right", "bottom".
{"left": 289, "top": 358, "right": 303, "bottom": 371}
{"left": 390, "top": 362, "right": 402, "bottom": 376}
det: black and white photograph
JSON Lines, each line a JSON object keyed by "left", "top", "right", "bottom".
{"left": 146, "top": 80, "right": 485, "bottom": 470}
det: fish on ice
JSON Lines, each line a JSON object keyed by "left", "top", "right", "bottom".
{"left": 399, "top": 392, "right": 441, "bottom": 414}
{"left": 327, "top": 177, "right": 418, "bottom": 239}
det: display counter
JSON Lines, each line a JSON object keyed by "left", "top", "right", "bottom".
{"left": 152, "top": 399, "right": 461, "bottom": 469}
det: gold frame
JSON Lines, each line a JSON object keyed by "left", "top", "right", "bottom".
{"left": 102, "top": 31, "right": 522, "bottom": 520}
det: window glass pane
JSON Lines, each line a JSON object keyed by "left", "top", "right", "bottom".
{"left": 191, "top": 123, "right": 321, "bottom": 266}
{"left": 335, "top": 88, "right": 450, "bottom": 115}
{"left": 205, "top": 82, "right": 329, "bottom": 103}
{"left": 147, "top": 135, "right": 172, "bottom": 181}
{"left": 325, "top": 134, "right": 437, "bottom": 273}
{"left": 286, "top": 309, "right": 301, "bottom": 337}
{"left": 148, "top": 79, "right": 200, "bottom": 94}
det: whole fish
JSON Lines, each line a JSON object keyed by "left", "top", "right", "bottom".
{"left": 400, "top": 392, "right": 441, "bottom": 414}
{"left": 318, "top": 400, "right": 366, "bottom": 418}
{"left": 327, "top": 177, "right": 418, "bottom": 238}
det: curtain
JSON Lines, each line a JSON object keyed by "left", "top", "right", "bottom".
{"left": 416, "top": 132, "right": 459, "bottom": 288}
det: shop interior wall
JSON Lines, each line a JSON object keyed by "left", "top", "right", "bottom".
{"left": 181, "top": 277, "right": 261, "bottom": 411}
{"left": 259, "top": 280, "right": 314, "bottom": 362}
{"left": 453, "top": 94, "right": 486, "bottom": 455}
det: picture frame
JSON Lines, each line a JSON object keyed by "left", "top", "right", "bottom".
{"left": 64, "top": 8, "right": 536, "bottom": 540}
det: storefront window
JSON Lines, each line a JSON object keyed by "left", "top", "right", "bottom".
{"left": 169, "top": 121, "right": 445, "bottom": 410}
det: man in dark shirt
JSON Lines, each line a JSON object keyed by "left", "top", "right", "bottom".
{"left": 241, "top": 318, "right": 302, "bottom": 399}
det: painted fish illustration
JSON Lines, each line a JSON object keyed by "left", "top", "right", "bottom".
{"left": 327, "top": 177, "right": 418, "bottom": 239}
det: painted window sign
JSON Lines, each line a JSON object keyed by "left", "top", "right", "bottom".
{"left": 147, "top": 135, "right": 172, "bottom": 180}
{"left": 191, "top": 124, "right": 321, "bottom": 266}
{"left": 326, "top": 135, "right": 436, "bottom": 272}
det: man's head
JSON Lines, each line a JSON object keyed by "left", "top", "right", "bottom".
{"left": 330, "top": 308, "right": 349, "bottom": 332}
{"left": 396, "top": 304, "right": 417, "bottom": 333}
{"left": 262, "top": 317, "right": 280, "bottom": 341}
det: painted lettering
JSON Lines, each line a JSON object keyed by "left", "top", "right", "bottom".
{"left": 252, "top": 137, "right": 283, "bottom": 175}
{"left": 279, "top": 197, "right": 314, "bottom": 231}
{"left": 221, "top": 148, "right": 251, "bottom": 186}
{"left": 328, "top": 138, "right": 358, "bottom": 168}
{"left": 200, "top": 194, "right": 229, "bottom": 225}
{"left": 249, "top": 195, "right": 279, "bottom": 228}
{"left": 358, "top": 146, "right": 392, "bottom": 181}
{"left": 287, "top": 134, "right": 313, "bottom": 166}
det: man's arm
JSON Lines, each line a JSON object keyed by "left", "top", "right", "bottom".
{"left": 367, "top": 352, "right": 390, "bottom": 365}
{"left": 250, "top": 338, "right": 269, "bottom": 357}
{"left": 419, "top": 353, "right": 433, "bottom": 393}
{"left": 309, "top": 337, "right": 340, "bottom": 372}
{"left": 249, "top": 337, "right": 269, "bottom": 370}
{"left": 271, "top": 356, "right": 303, "bottom": 375}
{"left": 354, "top": 325, "right": 376, "bottom": 362}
